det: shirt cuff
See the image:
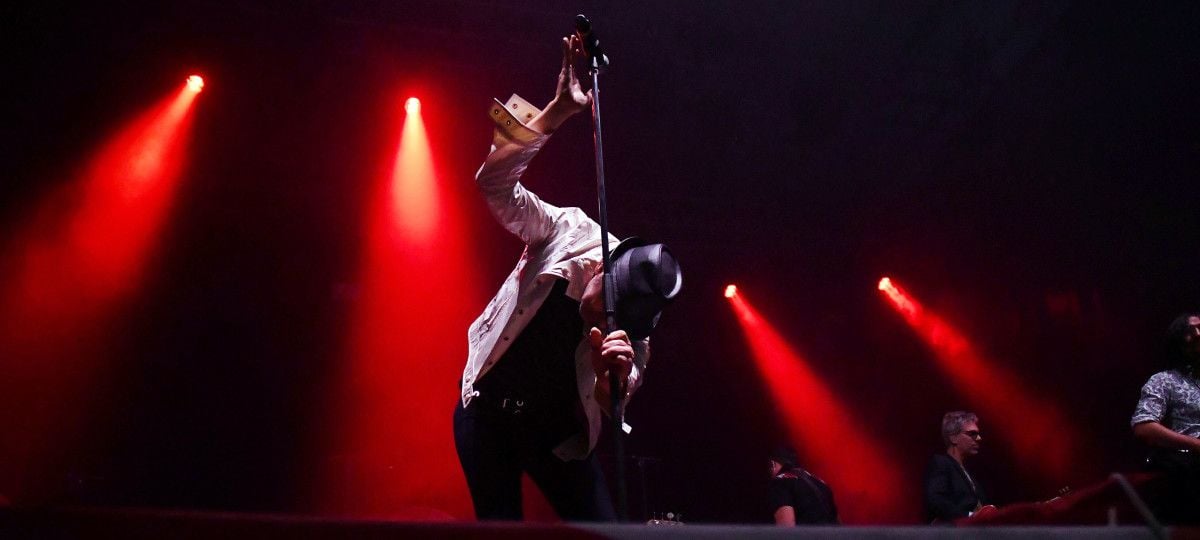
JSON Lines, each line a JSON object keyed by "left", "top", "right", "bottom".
{"left": 1131, "top": 414, "right": 1161, "bottom": 427}
{"left": 490, "top": 94, "right": 546, "bottom": 146}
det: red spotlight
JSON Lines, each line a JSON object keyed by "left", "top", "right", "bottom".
{"left": 728, "top": 290, "right": 911, "bottom": 523}
{"left": 0, "top": 79, "right": 201, "bottom": 502}
{"left": 876, "top": 277, "right": 1077, "bottom": 483}
{"left": 389, "top": 97, "right": 437, "bottom": 241}
{"left": 878, "top": 276, "right": 915, "bottom": 319}
{"left": 724, "top": 284, "right": 738, "bottom": 298}
{"left": 320, "top": 89, "right": 479, "bottom": 519}
{"left": 186, "top": 75, "right": 204, "bottom": 93}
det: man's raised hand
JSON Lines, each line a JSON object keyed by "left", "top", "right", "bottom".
{"left": 555, "top": 35, "right": 592, "bottom": 113}
{"left": 529, "top": 35, "right": 592, "bottom": 134}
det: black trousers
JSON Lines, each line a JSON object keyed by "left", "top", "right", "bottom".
{"left": 453, "top": 399, "right": 616, "bottom": 521}
{"left": 1147, "top": 449, "right": 1200, "bottom": 525}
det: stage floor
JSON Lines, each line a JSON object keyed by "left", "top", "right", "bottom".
{"left": 3, "top": 506, "right": 1196, "bottom": 539}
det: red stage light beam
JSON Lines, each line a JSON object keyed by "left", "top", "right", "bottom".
{"left": 727, "top": 289, "right": 912, "bottom": 523}
{"left": 0, "top": 78, "right": 201, "bottom": 501}
{"left": 322, "top": 94, "right": 479, "bottom": 519}
{"left": 877, "top": 276, "right": 1075, "bottom": 481}
{"left": 724, "top": 284, "right": 738, "bottom": 298}
{"left": 389, "top": 96, "right": 438, "bottom": 243}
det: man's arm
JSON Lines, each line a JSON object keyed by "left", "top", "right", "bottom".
{"left": 1133, "top": 421, "right": 1200, "bottom": 451}
{"left": 1129, "top": 373, "right": 1199, "bottom": 450}
{"left": 773, "top": 506, "right": 796, "bottom": 526}
{"left": 768, "top": 477, "right": 795, "bottom": 526}
{"left": 475, "top": 36, "right": 592, "bottom": 245}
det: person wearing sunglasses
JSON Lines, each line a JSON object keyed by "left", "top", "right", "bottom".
{"left": 923, "top": 411, "right": 989, "bottom": 523}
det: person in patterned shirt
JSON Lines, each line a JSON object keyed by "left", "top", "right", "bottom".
{"left": 1131, "top": 313, "right": 1200, "bottom": 524}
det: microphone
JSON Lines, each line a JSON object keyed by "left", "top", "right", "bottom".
{"left": 574, "top": 14, "right": 610, "bottom": 69}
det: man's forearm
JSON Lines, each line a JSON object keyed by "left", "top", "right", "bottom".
{"left": 528, "top": 98, "right": 581, "bottom": 134}
{"left": 1133, "top": 421, "right": 1200, "bottom": 451}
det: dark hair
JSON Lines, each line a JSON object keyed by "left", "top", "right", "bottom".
{"left": 1165, "top": 313, "right": 1200, "bottom": 371}
{"left": 770, "top": 446, "right": 798, "bottom": 469}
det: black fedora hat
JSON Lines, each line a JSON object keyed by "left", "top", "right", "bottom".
{"left": 608, "top": 238, "right": 682, "bottom": 340}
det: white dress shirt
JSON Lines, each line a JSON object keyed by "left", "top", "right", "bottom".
{"left": 461, "top": 100, "right": 648, "bottom": 460}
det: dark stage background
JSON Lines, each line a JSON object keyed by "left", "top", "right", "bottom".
{"left": 2, "top": 0, "right": 1198, "bottom": 524}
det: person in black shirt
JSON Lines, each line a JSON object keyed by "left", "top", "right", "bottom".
{"left": 767, "top": 446, "right": 838, "bottom": 525}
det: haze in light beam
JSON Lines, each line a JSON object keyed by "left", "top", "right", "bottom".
{"left": 878, "top": 277, "right": 1076, "bottom": 482}
{"left": 323, "top": 95, "right": 479, "bottom": 520}
{"left": 728, "top": 291, "right": 912, "bottom": 523}
{"left": 0, "top": 81, "right": 200, "bottom": 502}
{"left": 390, "top": 105, "right": 438, "bottom": 244}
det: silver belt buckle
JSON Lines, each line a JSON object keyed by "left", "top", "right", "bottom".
{"left": 501, "top": 398, "right": 526, "bottom": 414}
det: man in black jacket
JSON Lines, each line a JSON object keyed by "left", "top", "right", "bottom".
{"left": 923, "top": 411, "right": 988, "bottom": 523}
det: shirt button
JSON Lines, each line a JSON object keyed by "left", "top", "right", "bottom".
{"left": 517, "top": 309, "right": 524, "bottom": 315}
{"left": 502, "top": 336, "right": 510, "bottom": 341}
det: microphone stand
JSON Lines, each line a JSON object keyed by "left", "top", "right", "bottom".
{"left": 577, "top": 15, "right": 627, "bottom": 522}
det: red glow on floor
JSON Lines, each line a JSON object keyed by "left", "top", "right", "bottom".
{"left": 321, "top": 94, "right": 478, "bottom": 519}
{"left": 728, "top": 291, "right": 912, "bottom": 523}
{"left": 0, "top": 81, "right": 200, "bottom": 501}
{"left": 877, "top": 277, "right": 1075, "bottom": 482}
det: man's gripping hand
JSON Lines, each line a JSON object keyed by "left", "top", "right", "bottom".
{"left": 588, "top": 327, "right": 633, "bottom": 403}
